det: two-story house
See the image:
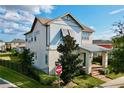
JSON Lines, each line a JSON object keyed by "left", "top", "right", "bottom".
{"left": 24, "top": 13, "right": 109, "bottom": 75}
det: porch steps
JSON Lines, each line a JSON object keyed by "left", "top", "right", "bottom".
{"left": 91, "top": 70, "right": 111, "bottom": 82}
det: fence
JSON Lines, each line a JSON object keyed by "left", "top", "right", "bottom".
{"left": 0, "top": 59, "right": 40, "bottom": 81}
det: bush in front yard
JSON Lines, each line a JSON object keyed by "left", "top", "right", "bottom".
{"left": 11, "top": 49, "right": 19, "bottom": 56}
{"left": 99, "top": 68, "right": 110, "bottom": 75}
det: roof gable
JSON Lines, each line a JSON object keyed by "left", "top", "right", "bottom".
{"left": 24, "top": 13, "right": 94, "bottom": 35}
{"left": 47, "top": 13, "right": 94, "bottom": 33}
{"left": 47, "top": 13, "right": 83, "bottom": 29}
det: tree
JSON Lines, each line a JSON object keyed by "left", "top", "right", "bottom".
{"left": 11, "top": 48, "right": 19, "bottom": 56}
{"left": 56, "top": 35, "right": 82, "bottom": 84}
{"left": 110, "top": 20, "right": 124, "bottom": 73}
{"left": 18, "top": 48, "right": 34, "bottom": 74}
{"left": 112, "top": 20, "right": 124, "bottom": 36}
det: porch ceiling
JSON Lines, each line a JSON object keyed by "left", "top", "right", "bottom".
{"left": 79, "top": 44, "right": 110, "bottom": 52}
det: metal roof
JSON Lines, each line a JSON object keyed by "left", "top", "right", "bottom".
{"left": 80, "top": 44, "right": 110, "bottom": 52}
{"left": 93, "top": 40, "right": 112, "bottom": 45}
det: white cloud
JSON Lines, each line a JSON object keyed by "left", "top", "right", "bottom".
{"left": 5, "top": 11, "right": 21, "bottom": 21}
{"left": 90, "top": 26, "right": 95, "bottom": 30}
{"left": 0, "top": 7, "right": 6, "bottom": 14}
{"left": 109, "top": 8, "right": 124, "bottom": 15}
{"left": 40, "top": 5, "right": 55, "bottom": 13}
{"left": 1, "top": 5, "right": 54, "bottom": 14}
{"left": 0, "top": 5, "right": 55, "bottom": 35}
{"left": 4, "top": 29, "right": 12, "bottom": 33}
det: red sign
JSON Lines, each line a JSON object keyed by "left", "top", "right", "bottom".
{"left": 55, "top": 65, "right": 62, "bottom": 75}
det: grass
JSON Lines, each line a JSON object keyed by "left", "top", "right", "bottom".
{"left": 0, "top": 53, "right": 11, "bottom": 57}
{"left": 72, "top": 75, "right": 105, "bottom": 88}
{"left": 0, "top": 65, "right": 52, "bottom": 88}
{"left": 0, "top": 53, "right": 19, "bottom": 62}
{"left": 92, "top": 61, "right": 101, "bottom": 65}
{"left": 106, "top": 72, "right": 124, "bottom": 79}
{"left": 37, "top": 69, "right": 58, "bottom": 86}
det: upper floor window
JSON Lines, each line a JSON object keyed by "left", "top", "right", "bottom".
{"left": 31, "top": 37, "right": 33, "bottom": 42}
{"left": 82, "top": 32, "right": 89, "bottom": 40}
{"left": 34, "top": 36, "right": 37, "bottom": 41}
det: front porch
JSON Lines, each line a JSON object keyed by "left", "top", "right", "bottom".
{"left": 79, "top": 44, "right": 110, "bottom": 75}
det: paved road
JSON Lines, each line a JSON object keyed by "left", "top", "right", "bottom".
{"left": 100, "top": 76, "right": 124, "bottom": 88}
{"left": 0, "top": 78, "right": 17, "bottom": 88}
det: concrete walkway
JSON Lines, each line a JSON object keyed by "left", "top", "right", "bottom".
{"left": 100, "top": 76, "right": 124, "bottom": 88}
{"left": 0, "top": 78, "right": 17, "bottom": 88}
{"left": 91, "top": 64, "right": 111, "bottom": 82}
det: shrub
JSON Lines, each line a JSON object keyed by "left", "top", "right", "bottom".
{"left": 39, "top": 73, "right": 57, "bottom": 85}
{"left": 99, "top": 68, "right": 110, "bottom": 75}
{"left": 11, "top": 49, "right": 19, "bottom": 56}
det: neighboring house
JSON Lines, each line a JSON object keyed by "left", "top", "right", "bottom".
{"left": 93, "top": 40, "right": 113, "bottom": 49}
{"left": 10, "top": 39, "right": 26, "bottom": 52}
{"left": 0, "top": 40, "right": 5, "bottom": 52}
{"left": 5, "top": 42, "right": 11, "bottom": 51}
{"left": 24, "top": 13, "right": 109, "bottom": 75}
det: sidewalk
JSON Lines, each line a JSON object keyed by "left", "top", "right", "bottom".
{"left": 100, "top": 76, "right": 124, "bottom": 88}
{"left": 0, "top": 78, "right": 17, "bottom": 88}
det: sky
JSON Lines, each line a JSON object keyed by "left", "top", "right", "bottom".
{"left": 0, "top": 5, "right": 124, "bottom": 42}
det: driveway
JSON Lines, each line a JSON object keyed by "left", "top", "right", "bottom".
{"left": 0, "top": 78, "right": 17, "bottom": 88}
{"left": 100, "top": 76, "right": 124, "bottom": 88}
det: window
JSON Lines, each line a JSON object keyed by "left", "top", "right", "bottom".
{"left": 45, "top": 55, "right": 48, "bottom": 65}
{"left": 34, "top": 36, "right": 37, "bottom": 41}
{"left": 82, "top": 32, "right": 89, "bottom": 40}
{"left": 35, "top": 53, "right": 37, "bottom": 60}
{"left": 25, "top": 38, "right": 27, "bottom": 42}
{"left": 31, "top": 37, "right": 33, "bottom": 42}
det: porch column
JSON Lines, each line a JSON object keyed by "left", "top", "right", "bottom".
{"left": 85, "top": 52, "right": 93, "bottom": 74}
{"left": 102, "top": 52, "right": 108, "bottom": 68}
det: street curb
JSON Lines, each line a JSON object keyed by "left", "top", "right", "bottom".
{"left": 0, "top": 78, "right": 18, "bottom": 88}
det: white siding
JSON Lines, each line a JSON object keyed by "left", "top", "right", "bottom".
{"left": 49, "top": 17, "right": 82, "bottom": 48}
{"left": 26, "top": 21, "right": 48, "bottom": 73}
{"left": 48, "top": 50, "right": 60, "bottom": 74}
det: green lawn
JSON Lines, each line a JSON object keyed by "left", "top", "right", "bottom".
{"left": 106, "top": 73, "right": 124, "bottom": 79}
{"left": 0, "top": 65, "right": 51, "bottom": 88}
{"left": 0, "top": 65, "right": 105, "bottom": 88}
{"left": 72, "top": 75, "right": 105, "bottom": 88}
{"left": 0, "top": 53, "right": 19, "bottom": 63}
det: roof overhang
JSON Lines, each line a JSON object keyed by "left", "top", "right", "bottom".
{"left": 79, "top": 44, "right": 110, "bottom": 52}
